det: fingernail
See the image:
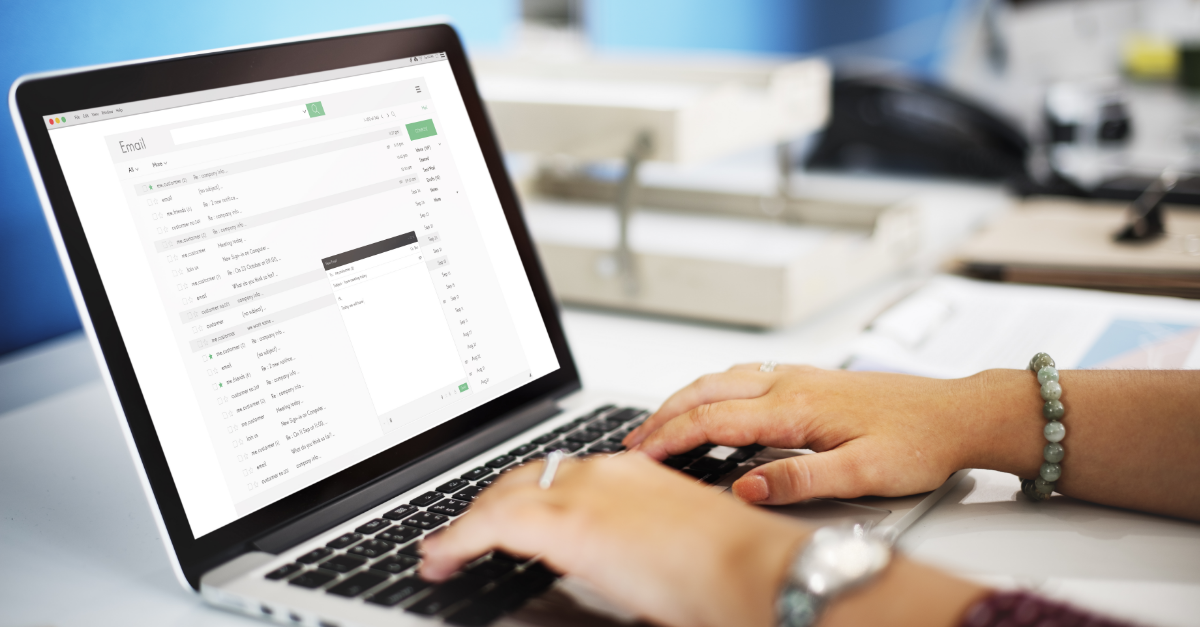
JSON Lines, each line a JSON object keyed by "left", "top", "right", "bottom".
{"left": 733, "top": 474, "right": 769, "bottom": 503}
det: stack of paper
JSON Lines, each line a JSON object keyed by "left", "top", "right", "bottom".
{"left": 847, "top": 275, "right": 1200, "bottom": 377}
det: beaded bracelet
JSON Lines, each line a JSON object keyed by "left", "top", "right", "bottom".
{"left": 1021, "top": 352, "right": 1065, "bottom": 502}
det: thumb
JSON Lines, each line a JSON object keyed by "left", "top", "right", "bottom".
{"left": 731, "top": 447, "right": 868, "bottom": 505}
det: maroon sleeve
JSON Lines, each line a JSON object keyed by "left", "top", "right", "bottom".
{"left": 959, "top": 590, "right": 1142, "bottom": 627}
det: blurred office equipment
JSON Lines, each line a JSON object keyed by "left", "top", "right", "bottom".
{"left": 475, "top": 54, "right": 965, "bottom": 327}
{"left": 805, "top": 73, "right": 1030, "bottom": 183}
{"left": 953, "top": 196, "right": 1200, "bottom": 297}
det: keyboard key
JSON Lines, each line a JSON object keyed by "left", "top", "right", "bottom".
{"left": 264, "top": 562, "right": 302, "bottom": 580}
{"left": 297, "top": 547, "right": 333, "bottom": 564}
{"left": 402, "top": 511, "right": 449, "bottom": 530}
{"left": 491, "top": 550, "right": 526, "bottom": 563}
{"left": 726, "top": 448, "right": 757, "bottom": 463}
{"left": 443, "top": 601, "right": 505, "bottom": 627}
{"left": 466, "top": 557, "right": 516, "bottom": 580}
{"left": 531, "top": 433, "right": 557, "bottom": 445}
{"left": 371, "top": 554, "right": 420, "bottom": 575}
{"left": 383, "top": 504, "right": 418, "bottom": 521}
{"left": 550, "top": 424, "right": 574, "bottom": 435}
{"left": 445, "top": 564, "right": 559, "bottom": 624}
{"left": 605, "top": 408, "right": 641, "bottom": 423}
{"left": 683, "top": 467, "right": 709, "bottom": 480}
{"left": 348, "top": 539, "right": 395, "bottom": 559}
{"left": 676, "top": 445, "right": 714, "bottom": 461}
{"left": 587, "top": 441, "right": 624, "bottom": 454}
{"left": 456, "top": 486, "right": 484, "bottom": 501}
{"left": 593, "top": 418, "right": 625, "bottom": 432}
{"left": 406, "top": 574, "right": 488, "bottom": 616}
{"left": 508, "top": 443, "right": 538, "bottom": 456}
{"left": 437, "top": 478, "right": 471, "bottom": 494}
{"left": 326, "top": 570, "right": 387, "bottom": 598}
{"left": 289, "top": 568, "right": 338, "bottom": 589}
{"left": 688, "top": 457, "right": 736, "bottom": 475}
{"left": 608, "top": 427, "right": 634, "bottom": 440}
{"left": 521, "top": 561, "right": 561, "bottom": 583}
{"left": 565, "top": 429, "right": 603, "bottom": 443}
{"left": 545, "top": 440, "right": 583, "bottom": 453}
{"left": 460, "top": 467, "right": 491, "bottom": 481}
{"left": 365, "top": 576, "right": 431, "bottom": 607}
{"left": 355, "top": 518, "right": 390, "bottom": 535}
{"left": 326, "top": 533, "right": 363, "bottom": 549}
{"left": 486, "top": 455, "right": 516, "bottom": 469}
{"left": 428, "top": 499, "right": 469, "bottom": 516}
{"left": 398, "top": 542, "right": 423, "bottom": 558}
{"left": 322, "top": 554, "right": 367, "bottom": 574}
{"left": 590, "top": 404, "right": 616, "bottom": 416}
{"left": 662, "top": 456, "right": 691, "bottom": 469}
{"left": 523, "top": 451, "right": 546, "bottom": 462}
{"left": 410, "top": 491, "right": 444, "bottom": 507}
{"left": 378, "top": 526, "right": 422, "bottom": 544}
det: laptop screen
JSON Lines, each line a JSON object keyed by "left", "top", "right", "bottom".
{"left": 43, "top": 53, "right": 559, "bottom": 538}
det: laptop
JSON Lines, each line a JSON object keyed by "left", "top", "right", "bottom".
{"left": 10, "top": 20, "right": 965, "bottom": 627}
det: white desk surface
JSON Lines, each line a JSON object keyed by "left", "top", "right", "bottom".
{"left": 3, "top": 286, "right": 1199, "bottom": 627}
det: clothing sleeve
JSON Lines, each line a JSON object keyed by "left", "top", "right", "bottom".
{"left": 959, "top": 590, "right": 1143, "bottom": 627}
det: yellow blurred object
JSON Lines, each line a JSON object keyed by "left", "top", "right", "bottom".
{"left": 1123, "top": 34, "right": 1179, "bottom": 80}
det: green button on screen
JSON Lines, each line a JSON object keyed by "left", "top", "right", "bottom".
{"left": 458, "top": 382, "right": 469, "bottom": 392}
{"left": 306, "top": 102, "right": 325, "bottom": 118}
{"left": 407, "top": 119, "right": 437, "bottom": 140}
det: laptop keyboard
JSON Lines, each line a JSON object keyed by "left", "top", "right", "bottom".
{"left": 259, "top": 404, "right": 764, "bottom": 626}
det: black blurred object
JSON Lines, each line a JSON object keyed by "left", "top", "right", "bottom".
{"left": 1114, "top": 171, "right": 1174, "bottom": 243}
{"left": 806, "top": 74, "right": 1029, "bottom": 182}
{"left": 1180, "top": 42, "right": 1200, "bottom": 90}
{"left": 1043, "top": 82, "right": 1131, "bottom": 145}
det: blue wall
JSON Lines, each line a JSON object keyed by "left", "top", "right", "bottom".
{"left": 0, "top": 1, "right": 517, "bottom": 356}
{"left": 585, "top": 0, "right": 964, "bottom": 73}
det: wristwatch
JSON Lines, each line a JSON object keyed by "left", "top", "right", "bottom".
{"left": 775, "top": 523, "right": 892, "bottom": 627}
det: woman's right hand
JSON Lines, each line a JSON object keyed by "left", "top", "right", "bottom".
{"left": 420, "top": 453, "right": 812, "bottom": 627}
{"left": 623, "top": 365, "right": 1043, "bottom": 505}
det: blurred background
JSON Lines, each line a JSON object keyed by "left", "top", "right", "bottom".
{"left": 6, "top": 0, "right": 1200, "bottom": 355}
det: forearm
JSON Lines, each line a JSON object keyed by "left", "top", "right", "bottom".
{"left": 964, "top": 369, "right": 1200, "bottom": 520}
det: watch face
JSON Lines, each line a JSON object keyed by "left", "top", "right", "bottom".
{"left": 797, "top": 525, "right": 891, "bottom": 596}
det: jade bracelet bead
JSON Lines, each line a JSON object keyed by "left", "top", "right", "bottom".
{"left": 1040, "top": 380, "right": 1062, "bottom": 401}
{"left": 1021, "top": 479, "right": 1051, "bottom": 502}
{"left": 1037, "top": 366, "right": 1059, "bottom": 385}
{"left": 1040, "top": 462, "right": 1062, "bottom": 482}
{"left": 1029, "top": 353, "right": 1056, "bottom": 372}
{"left": 1043, "top": 400, "right": 1064, "bottom": 420}
{"left": 1034, "top": 477, "right": 1056, "bottom": 494}
{"left": 1044, "top": 421, "right": 1066, "bottom": 443}
{"left": 1044, "top": 442, "right": 1064, "bottom": 463}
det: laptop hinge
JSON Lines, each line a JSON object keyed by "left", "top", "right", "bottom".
{"left": 251, "top": 397, "right": 562, "bottom": 554}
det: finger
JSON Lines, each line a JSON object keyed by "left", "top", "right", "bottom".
{"left": 624, "top": 371, "right": 772, "bottom": 448}
{"left": 633, "top": 397, "right": 776, "bottom": 460}
{"left": 731, "top": 444, "right": 869, "bottom": 505}
{"left": 420, "top": 485, "right": 558, "bottom": 580}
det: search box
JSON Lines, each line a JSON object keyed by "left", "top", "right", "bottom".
{"left": 171, "top": 103, "right": 319, "bottom": 145}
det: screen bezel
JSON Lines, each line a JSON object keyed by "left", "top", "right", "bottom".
{"left": 13, "top": 23, "right": 580, "bottom": 588}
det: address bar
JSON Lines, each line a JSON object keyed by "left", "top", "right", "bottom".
{"left": 171, "top": 103, "right": 316, "bottom": 145}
